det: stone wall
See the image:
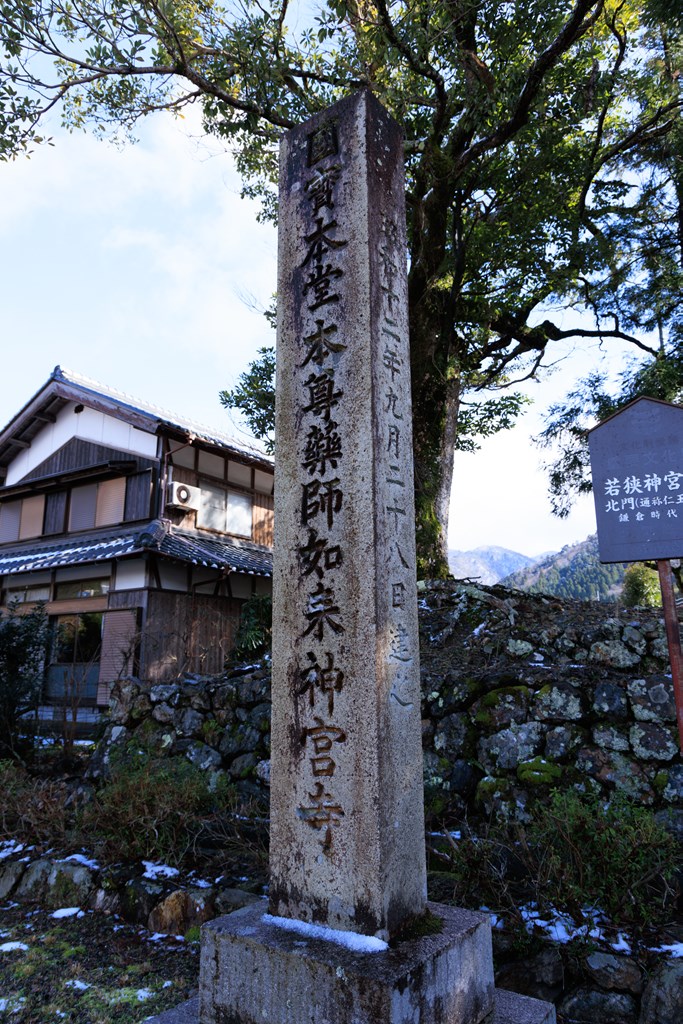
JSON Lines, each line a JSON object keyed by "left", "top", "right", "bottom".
{"left": 92, "top": 581, "right": 682, "bottom": 837}
{"left": 14, "top": 580, "right": 683, "bottom": 1024}
{"left": 89, "top": 667, "right": 272, "bottom": 796}
{"left": 417, "top": 582, "right": 682, "bottom": 832}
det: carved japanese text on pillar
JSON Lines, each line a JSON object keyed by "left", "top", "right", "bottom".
{"left": 378, "top": 213, "right": 415, "bottom": 709}
{"left": 294, "top": 124, "right": 349, "bottom": 855}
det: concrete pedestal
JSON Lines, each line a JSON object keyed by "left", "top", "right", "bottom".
{"left": 198, "top": 902, "right": 496, "bottom": 1024}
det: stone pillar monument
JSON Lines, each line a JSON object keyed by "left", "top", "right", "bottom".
{"left": 268, "top": 87, "right": 426, "bottom": 941}
{"left": 194, "top": 91, "right": 556, "bottom": 1024}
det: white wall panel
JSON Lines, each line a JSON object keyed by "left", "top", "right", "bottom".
{"left": 158, "top": 562, "right": 188, "bottom": 591}
{"left": 6, "top": 402, "right": 157, "bottom": 485}
{"left": 114, "top": 559, "right": 147, "bottom": 590}
{"left": 56, "top": 562, "right": 112, "bottom": 582}
{"left": 6, "top": 403, "right": 79, "bottom": 484}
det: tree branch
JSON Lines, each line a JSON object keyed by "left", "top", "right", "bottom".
{"left": 456, "top": 0, "right": 605, "bottom": 172}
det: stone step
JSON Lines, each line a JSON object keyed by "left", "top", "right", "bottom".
{"left": 490, "top": 988, "right": 557, "bottom": 1024}
{"left": 146, "top": 987, "right": 556, "bottom": 1024}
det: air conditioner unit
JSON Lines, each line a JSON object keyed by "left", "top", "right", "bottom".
{"left": 167, "top": 481, "right": 201, "bottom": 511}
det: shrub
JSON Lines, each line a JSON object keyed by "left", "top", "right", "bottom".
{"left": 229, "top": 595, "right": 272, "bottom": 663}
{"left": 529, "top": 789, "right": 679, "bottom": 929}
{"left": 0, "top": 760, "right": 72, "bottom": 847}
{"left": 81, "top": 747, "right": 215, "bottom": 865}
{"left": 0, "top": 601, "right": 50, "bottom": 757}
{"left": 622, "top": 563, "right": 662, "bottom": 607}
{"left": 433, "top": 790, "right": 679, "bottom": 934}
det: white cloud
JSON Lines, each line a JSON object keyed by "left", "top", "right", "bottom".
{"left": 0, "top": 108, "right": 276, "bottom": 435}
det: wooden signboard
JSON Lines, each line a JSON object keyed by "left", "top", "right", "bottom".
{"left": 589, "top": 397, "right": 683, "bottom": 564}
{"left": 589, "top": 396, "right": 683, "bottom": 749}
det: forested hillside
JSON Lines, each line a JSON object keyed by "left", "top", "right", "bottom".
{"left": 502, "top": 535, "right": 625, "bottom": 601}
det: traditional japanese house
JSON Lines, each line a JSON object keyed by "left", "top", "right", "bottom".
{"left": 0, "top": 367, "right": 273, "bottom": 725}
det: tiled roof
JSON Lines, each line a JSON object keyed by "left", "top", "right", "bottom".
{"left": 55, "top": 367, "right": 272, "bottom": 464}
{"left": 157, "top": 529, "right": 273, "bottom": 576}
{"left": 0, "top": 367, "right": 273, "bottom": 473}
{"left": 0, "top": 523, "right": 272, "bottom": 578}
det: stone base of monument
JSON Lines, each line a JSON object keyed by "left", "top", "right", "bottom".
{"left": 146, "top": 988, "right": 555, "bottom": 1024}
{"left": 189, "top": 901, "right": 556, "bottom": 1024}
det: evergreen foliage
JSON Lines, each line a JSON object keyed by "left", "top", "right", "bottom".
{"left": 622, "top": 562, "right": 663, "bottom": 607}
{"left": 0, "top": 602, "right": 50, "bottom": 758}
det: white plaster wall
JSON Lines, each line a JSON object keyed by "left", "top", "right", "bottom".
{"left": 6, "top": 402, "right": 158, "bottom": 484}
{"left": 158, "top": 562, "right": 188, "bottom": 591}
{"left": 113, "top": 559, "right": 147, "bottom": 590}
{"left": 230, "top": 574, "right": 253, "bottom": 599}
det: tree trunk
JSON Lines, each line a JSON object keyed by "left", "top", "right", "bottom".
{"left": 410, "top": 342, "right": 461, "bottom": 579}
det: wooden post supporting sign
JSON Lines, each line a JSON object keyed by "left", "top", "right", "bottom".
{"left": 656, "top": 559, "right": 683, "bottom": 751}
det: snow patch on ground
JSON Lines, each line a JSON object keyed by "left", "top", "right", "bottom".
{"left": 142, "top": 861, "right": 180, "bottom": 881}
{"left": 0, "top": 942, "right": 29, "bottom": 952}
{"left": 0, "top": 996, "right": 26, "bottom": 1012}
{"left": 650, "top": 942, "right": 683, "bottom": 958}
{"left": 262, "top": 914, "right": 388, "bottom": 953}
{"left": 50, "top": 908, "right": 83, "bottom": 919}
{"left": 0, "top": 842, "right": 24, "bottom": 861}
{"left": 62, "top": 853, "right": 100, "bottom": 870}
{"left": 511, "top": 905, "right": 632, "bottom": 952}
{"left": 188, "top": 874, "right": 212, "bottom": 888}
{"left": 65, "top": 979, "right": 91, "bottom": 991}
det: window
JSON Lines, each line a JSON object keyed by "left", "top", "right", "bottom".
{"left": 69, "top": 478, "right": 126, "bottom": 532}
{"left": 52, "top": 613, "right": 103, "bottom": 665}
{"left": 197, "top": 483, "right": 252, "bottom": 537}
{"left": 6, "top": 584, "right": 51, "bottom": 604}
{"left": 95, "top": 478, "right": 126, "bottom": 527}
{"left": 226, "top": 491, "right": 253, "bottom": 535}
{"left": 46, "top": 613, "right": 103, "bottom": 705}
{"left": 54, "top": 578, "right": 110, "bottom": 600}
{"left": 20, "top": 495, "right": 45, "bottom": 539}
{"left": 0, "top": 501, "right": 21, "bottom": 543}
{"left": 69, "top": 484, "right": 97, "bottom": 531}
{"left": 0, "top": 497, "right": 45, "bottom": 543}
{"left": 44, "top": 492, "right": 68, "bottom": 535}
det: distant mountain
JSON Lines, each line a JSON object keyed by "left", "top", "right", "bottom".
{"left": 447, "top": 545, "right": 540, "bottom": 585}
{"left": 501, "top": 534, "right": 625, "bottom": 601}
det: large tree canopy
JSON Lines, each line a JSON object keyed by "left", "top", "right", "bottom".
{"left": 2, "top": 1, "right": 682, "bottom": 574}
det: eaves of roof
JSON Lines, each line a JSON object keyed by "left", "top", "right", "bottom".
{"left": 0, "top": 366, "right": 274, "bottom": 474}
{"left": 0, "top": 524, "right": 273, "bottom": 578}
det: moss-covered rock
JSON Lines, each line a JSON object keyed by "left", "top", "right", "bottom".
{"left": 472, "top": 685, "right": 530, "bottom": 730}
{"left": 516, "top": 757, "right": 562, "bottom": 786}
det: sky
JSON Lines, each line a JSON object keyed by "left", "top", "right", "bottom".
{"left": 0, "top": 108, "right": 608, "bottom": 558}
